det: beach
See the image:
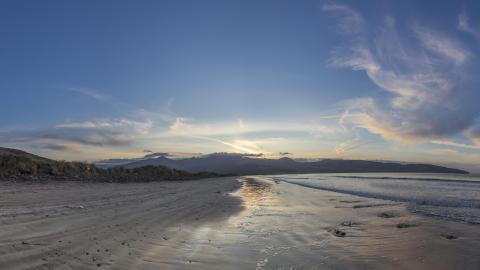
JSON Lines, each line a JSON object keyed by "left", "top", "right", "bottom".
{"left": 0, "top": 176, "right": 479, "bottom": 269}
{"left": 0, "top": 178, "right": 242, "bottom": 269}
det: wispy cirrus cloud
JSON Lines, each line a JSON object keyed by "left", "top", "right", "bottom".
{"left": 334, "top": 139, "right": 370, "bottom": 155}
{"left": 458, "top": 11, "right": 480, "bottom": 40}
{"left": 322, "top": 3, "right": 365, "bottom": 34}
{"left": 324, "top": 4, "right": 479, "bottom": 147}
{"left": 414, "top": 25, "right": 471, "bottom": 65}
{"left": 55, "top": 118, "right": 152, "bottom": 134}
{"left": 66, "top": 86, "right": 109, "bottom": 101}
{"left": 63, "top": 85, "right": 176, "bottom": 123}
{"left": 431, "top": 139, "right": 480, "bottom": 150}
{"left": 465, "top": 125, "right": 480, "bottom": 147}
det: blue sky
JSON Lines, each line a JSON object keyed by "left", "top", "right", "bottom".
{"left": 1, "top": 0, "right": 480, "bottom": 171}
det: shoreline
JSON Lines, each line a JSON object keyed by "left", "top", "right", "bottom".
{"left": 242, "top": 176, "right": 480, "bottom": 269}
{"left": 0, "top": 176, "right": 479, "bottom": 269}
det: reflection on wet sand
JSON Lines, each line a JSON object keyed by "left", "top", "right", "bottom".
{"left": 232, "top": 176, "right": 480, "bottom": 269}
{"left": 121, "top": 176, "right": 480, "bottom": 269}
{"left": 236, "top": 177, "right": 273, "bottom": 209}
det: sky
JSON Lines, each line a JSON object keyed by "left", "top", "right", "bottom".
{"left": 1, "top": 0, "right": 480, "bottom": 171}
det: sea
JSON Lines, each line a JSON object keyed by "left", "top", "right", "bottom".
{"left": 268, "top": 173, "right": 480, "bottom": 224}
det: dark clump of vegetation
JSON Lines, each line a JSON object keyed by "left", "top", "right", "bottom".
{"left": 101, "top": 165, "right": 222, "bottom": 182}
{"left": 0, "top": 147, "right": 222, "bottom": 182}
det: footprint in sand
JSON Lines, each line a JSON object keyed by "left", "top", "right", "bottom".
{"left": 377, "top": 211, "right": 401, "bottom": 218}
{"left": 396, "top": 222, "right": 418, "bottom": 229}
{"left": 340, "top": 221, "right": 363, "bottom": 227}
{"left": 440, "top": 233, "right": 458, "bottom": 240}
{"left": 327, "top": 227, "right": 347, "bottom": 237}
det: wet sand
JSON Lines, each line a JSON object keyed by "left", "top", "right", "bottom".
{"left": 233, "top": 177, "right": 480, "bottom": 270}
{"left": 0, "top": 176, "right": 479, "bottom": 269}
{"left": 0, "top": 178, "right": 243, "bottom": 269}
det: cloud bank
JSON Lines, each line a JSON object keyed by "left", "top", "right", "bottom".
{"left": 5, "top": 118, "right": 152, "bottom": 153}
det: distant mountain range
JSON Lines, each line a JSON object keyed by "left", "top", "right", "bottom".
{"left": 97, "top": 152, "right": 469, "bottom": 175}
{"left": 0, "top": 147, "right": 467, "bottom": 181}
